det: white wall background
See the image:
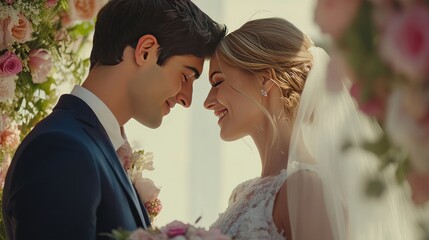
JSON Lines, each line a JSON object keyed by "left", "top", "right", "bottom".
{"left": 122, "top": 0, "right": 323, "bottom": 228}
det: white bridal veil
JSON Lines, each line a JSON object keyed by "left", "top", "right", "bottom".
{"left": 286, "top": 47, "right": 419, "bottom": 240}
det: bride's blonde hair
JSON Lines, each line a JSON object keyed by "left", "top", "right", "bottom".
{"left": 216, "top": 17, "right": 314, "bottom": 144}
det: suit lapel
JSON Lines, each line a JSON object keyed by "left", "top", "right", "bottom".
{"left": 53, "top": 95, "right": 146, "bottom": 227}
{"left": 83, "top": 125, "right": 146, "bottom": 227}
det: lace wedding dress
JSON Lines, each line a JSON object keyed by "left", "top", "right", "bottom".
{"left": 210, "top": 169, "right": 290, "bottom": 239}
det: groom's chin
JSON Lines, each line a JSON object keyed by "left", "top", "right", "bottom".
{"left": 136, "top": 116, "right": 163, "bottom": 129}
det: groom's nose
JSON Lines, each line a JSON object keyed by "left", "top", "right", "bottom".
{"left": 173, "top": 80, "right": 193, "bottom": 108}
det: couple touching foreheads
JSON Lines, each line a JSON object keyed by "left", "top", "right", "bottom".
{"left": 2, "top": 0, "right": 364, "bottom": 239}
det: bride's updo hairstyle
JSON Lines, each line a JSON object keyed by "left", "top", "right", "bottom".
{"left": 215, "top": 17, "right": 314, "bottom": 141}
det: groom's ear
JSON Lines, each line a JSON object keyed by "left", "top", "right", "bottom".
{"left": 134, "top": 34, "right": 158, "bottom": 66}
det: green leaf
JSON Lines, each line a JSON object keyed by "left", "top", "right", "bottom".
{"left": 365, "top": 177, "right": 385, "bottom": 198}
{"left": 339, "top": 1, "right": 391, "bottom": 83}
{"left": 99, "top": 228, "right": 131, "bottom": 240}
{"left": 395, "top": 156, "right": 410, "bottom": 184}
{"left": 362, "top": 132, "right": 391, "bottom": 156}
{"left": 68, "top": 22, "right": 95, "bottom": 39}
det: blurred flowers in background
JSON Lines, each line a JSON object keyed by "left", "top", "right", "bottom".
{"left": 315, "top": 0, "right": 429, "bottom": 203}
{"left": 0, "top": 0, "right": 107, "bottom": 187}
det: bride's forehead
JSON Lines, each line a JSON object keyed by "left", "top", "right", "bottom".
{"left": 209, "top": 57, "right": 222, "bottom": 74}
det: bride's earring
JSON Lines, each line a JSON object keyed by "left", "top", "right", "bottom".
{"left": 261, "top": 76, "right": 269, "bottom": 97}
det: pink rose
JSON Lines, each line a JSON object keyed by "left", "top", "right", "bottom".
{"left": 133, "top": 175, "right": 160, "bottom": 203}
{"left": 380, "top": 6, "right": 429, "bottom": 82}
{"left": 350, "top": 82, "right": 386, "bottom": 119}
{"left": 0, "top": 76, "right": 16, "bottom": 102}
{"left": 28, "top": 49, "right": 53, "bottom": 84}
{"left": 0, "top": 51, "right": 22, "bottom": 77}
{"left": 4, "top": 13, "right": 32, "bottom": 46}
{"left": 68, "top": 0, "right": 106, "bottom": 21}
{"left": 0, "top": 114, "right": 20, "bottom": 149}
{"left": 314, "top": 0, "right": 362, "bottom": 40}
{"left": 407, "top": 171, "right": 429, "bottom": 205}
{"left": 60, "top": 12, "right": 73, "bottom": 28}
{"left": 128, "top": 228, "right": 154, "bottom": 240}
{"left": 5, "top": 0, "right": 14, "bottom": 4}
{"left": 117, "top": 139, "right": 132, "bottom": 170}
{"left": 45, "top": 0, "right": 59, "bottom": 8}
{"left": 161, "top": 221, "right": 189, "bottom": 238}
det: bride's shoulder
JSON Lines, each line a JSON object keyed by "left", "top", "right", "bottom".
{"left": 287, "top": 168, "right": 322, "bottom": 186}
{"left": 228, "top": 178, "right": 258, "bottom": 206}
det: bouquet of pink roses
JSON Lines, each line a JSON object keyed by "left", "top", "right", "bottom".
{"left": 107, "top": 220, "right": 230, "bottom": 240}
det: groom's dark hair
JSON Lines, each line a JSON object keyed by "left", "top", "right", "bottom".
{"left": 89, "top": 0, "right": 227, "bottom": 69}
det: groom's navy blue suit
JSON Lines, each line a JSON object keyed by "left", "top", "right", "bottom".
{"left": 2, "top": 94, "right": 150, "bottom": 240}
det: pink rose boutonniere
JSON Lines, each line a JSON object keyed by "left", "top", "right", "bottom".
{"left": 117, "top": 145, "right": 162, "bottom": 222}
{"left": 129, "top": 150, "right": 162, "bottom": 222}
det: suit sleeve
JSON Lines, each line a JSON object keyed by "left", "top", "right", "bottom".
{"left": 4, "top": 132, "right": 101, "bottom": 240}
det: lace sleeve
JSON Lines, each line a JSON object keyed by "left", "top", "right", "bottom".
{"left": 228, "top": 179, "right": 255, "bottom": 206}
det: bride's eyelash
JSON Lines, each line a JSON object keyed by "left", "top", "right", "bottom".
{"left": 211, "top": 81, "right": 223, "bottom": 87}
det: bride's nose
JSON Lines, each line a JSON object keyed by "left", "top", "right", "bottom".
{"left": 204, "top": 88, "right": 217, "bottom": 110}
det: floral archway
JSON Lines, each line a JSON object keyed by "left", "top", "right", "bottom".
{"left": 0, "top": 0, "right": 104, "bottom": 182}
{"left": 0, "top": 0, "right": 105, "bottom": 237}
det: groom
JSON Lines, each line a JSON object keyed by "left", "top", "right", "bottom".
{"left": 2, "top": 0, "right": 226, "bottom": 239}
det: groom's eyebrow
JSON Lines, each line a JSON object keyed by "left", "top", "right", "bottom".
{"left": 185, "top": 66, "right": 201, "bottom": 79}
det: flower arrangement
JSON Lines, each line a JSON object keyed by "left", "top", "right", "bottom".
{"left": 116, "top": 141, "right": 163, "bottom": 222}
{"left": 108, "top": 220, "right": 230, "bottom": 240}
{"left": 0, "top": 0, "right": 107, "bottom": 186}
{"left": 315, "top": 0, "right": 429, "bottom": 203}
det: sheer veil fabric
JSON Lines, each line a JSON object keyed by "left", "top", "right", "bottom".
{"left": 286, "top": 47, "right": 418, "bottom": 240}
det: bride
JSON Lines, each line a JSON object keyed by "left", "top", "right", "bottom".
{"left": 204, "top": 17, "right": 418, "bottom": 240}
{"left": 204, "top": 17, "right": 336, "bottom": 239}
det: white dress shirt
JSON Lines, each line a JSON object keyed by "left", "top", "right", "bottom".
{"left": 71, "top": 85, "right": 124, "bottom": 150}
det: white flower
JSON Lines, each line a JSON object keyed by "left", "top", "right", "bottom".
{"left": 0, "top": 76, "right": 16, "bottom": 102}
{"left": 128, "top": 150, "right": 154, "bottom": 179}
